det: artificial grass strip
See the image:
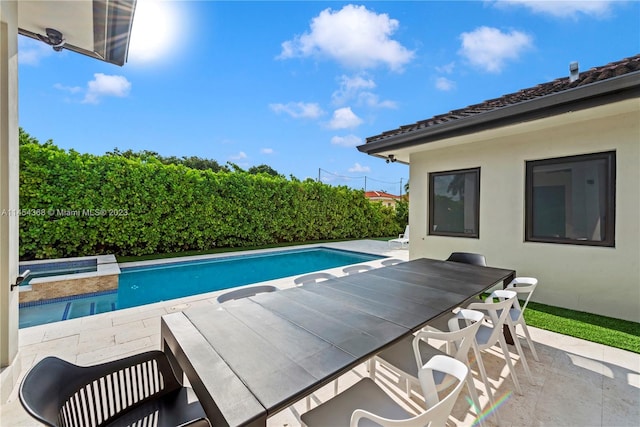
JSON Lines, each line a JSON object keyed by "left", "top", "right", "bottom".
{"left": 523, "top": 301, "right": 640, "bottom": 354}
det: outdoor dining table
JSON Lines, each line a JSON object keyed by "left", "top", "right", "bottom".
{"left": 160, "top": 257, "right": 515, "bottom": 427}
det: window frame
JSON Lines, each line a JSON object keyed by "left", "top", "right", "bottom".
{"left": 428, "top": 167, "right": 480, "bottom": 239}
{"left": 525, "top": 151, "right": 616, "bottom": 247}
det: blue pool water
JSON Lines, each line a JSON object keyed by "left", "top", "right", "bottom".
{"left": 19, "top": 247, "right": 383, "bottom": 328}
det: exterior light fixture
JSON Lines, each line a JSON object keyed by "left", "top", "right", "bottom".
{"left": 37, "top": 28, "right": 66, "bottom": 51}
{"left": 386, "top": 154, "right": 397, "bottom": 164}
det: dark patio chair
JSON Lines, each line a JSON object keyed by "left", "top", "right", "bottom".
{"left": 446, "top": 252, "right": 487, "bottom": 266}
{"left": 19, "top": 350, "right": 210, "bottom": 427}
{"left": 216, "top": 284, "right": 278, "bottom": 303}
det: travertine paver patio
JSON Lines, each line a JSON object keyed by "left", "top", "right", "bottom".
{"left": 1, "top": 240, "right": 638, "bottom": 426}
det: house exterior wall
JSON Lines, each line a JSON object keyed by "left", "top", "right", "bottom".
{"left": 0, "top": 0, "right": 21, "bottom": 402}
{"left": 408, "top": 99, "right": 639, "bottom": 322}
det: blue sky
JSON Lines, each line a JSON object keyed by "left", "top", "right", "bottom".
{"left": 17, "top": 0, "right": 640, "bottom": 195}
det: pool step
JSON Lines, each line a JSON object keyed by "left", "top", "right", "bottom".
{"left": 63, "top": 300, "right": 117, "bottom": 320}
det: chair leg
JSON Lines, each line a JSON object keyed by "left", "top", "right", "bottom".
{"left": 472, "top": 346, "right": 501, "bottom": 426}
{"left": 506, "top": 323, "right": 534, "bottom": 385}
{"left": 465, "top": 372, "right": 485, "bottom": 427}
{"left": 520, "top": 322, "right": 539, "bottom": 362}
{"left": 497, "top": 334, "right": 523, "bottom": 395}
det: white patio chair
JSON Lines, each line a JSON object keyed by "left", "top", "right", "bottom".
{"left": 467, "top": 290, "right": 534, "bottom": 396}
{"left": 380, "top": 258, "right": 405, "bottom": 266}
{"left": 505, "top": 277, "right": 540, "bottom": 361}
{"left": 388, "top": 225, "right": 409, "bottom": 249}
{"left": 216, "top": 285, "right": 278, "bottom": 303}
{"left": 294, "top": 272, "right": 337, "bottom": 286}
{"left": 342, "top": 264, "right": 374, "bottom": 275}
{"left": 370, "top": 309, "right": 489, "bottom": 425}
{"left": 301, "top": 355, "right": 468, "bottom": 427}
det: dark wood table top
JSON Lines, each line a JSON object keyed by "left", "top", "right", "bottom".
{"left": 161, "top": 257, "right": 514, "bottom": 427}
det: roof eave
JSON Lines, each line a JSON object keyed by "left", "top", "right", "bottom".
{"left": 17, "top": 0, "right": 136, "bottom": 67}
{"left": 358, "top": 71, "right": 640, "bottom": 156}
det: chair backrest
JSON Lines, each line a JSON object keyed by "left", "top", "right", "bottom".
{"left": 506, "top": 277, "right": 538, "bottom": 318}
{"left": 342, "top": 265, "right": 374, "bottom": 275}
{"left": 380, "top": 258, "right": 404, "bottom": 266}
{"left": 467, "top": 291, "right": 517, "bottom": 350}
{"left": 401, "top": 225, "right": 409, "bottom": 237}
{"left": 446, "top": 252, "right": 487, "bottom": 266}
{"left": 216, "top": 285, "right": 278, "bottom": 303}
{"left": 413, "top": 309, "right": 484, "bottom": 369}
{"left": 350, "top": 356, "right": 468, "bottom": 427}
{"left": 294, "top": 272, "right": 337, "bottom": 285}
{"left": 417, "top": 355, "right": 469, "bottom": 424}
{"left": 19, "top": 351, "right": 182, "bottom": 427}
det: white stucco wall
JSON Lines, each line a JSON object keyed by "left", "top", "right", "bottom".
{"left": 408, "top": 99, "right": 640, "bottom": 322}
{"left": 0, "top": 0, "right": 21, "bottom": 402}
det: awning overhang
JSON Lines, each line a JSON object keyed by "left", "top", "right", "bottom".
{"left": 17, "top": 0, "right": 136, "bottom": 66}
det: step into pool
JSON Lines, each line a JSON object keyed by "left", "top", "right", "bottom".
{"left": 19, "top": 247, "right": 384, "bottom": 328}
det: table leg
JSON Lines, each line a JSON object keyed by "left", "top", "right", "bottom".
{"left": 502, "top": 273, "right": 515, "bottom": 345}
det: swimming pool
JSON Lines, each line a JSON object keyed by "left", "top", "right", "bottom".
{"left": 19, "top": 247, "right": 384, "bottom": 328}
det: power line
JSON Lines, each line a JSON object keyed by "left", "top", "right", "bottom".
{"left": 318, "top": 168, "right": 405, "bottom": 195}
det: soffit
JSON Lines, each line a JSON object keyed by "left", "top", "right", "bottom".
{"left": 17, "top": 0, "right": 135, "bottom": 66}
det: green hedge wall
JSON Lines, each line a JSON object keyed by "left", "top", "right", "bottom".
{"left": 19, "top": 138, "right": 399, "bottom": 259}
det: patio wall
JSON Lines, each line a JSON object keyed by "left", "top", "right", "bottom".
{"left": 408, "top": 99, "right": 639, "bottom": 322}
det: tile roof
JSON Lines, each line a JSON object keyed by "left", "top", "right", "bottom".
{"left": 366, "top": 54, "right": 640, "bottom": 144}
{"left": 365, "top": 190, "right": 401, "bottom": 199}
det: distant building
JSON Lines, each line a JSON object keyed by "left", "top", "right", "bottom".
{"left": 365, "top": 191, "right": 403, "bottom": 208}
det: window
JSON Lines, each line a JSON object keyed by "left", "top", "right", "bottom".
{"left": 429, "top": 168, "right": 480, "bottom": 238}
{"left": 525, "top": 152, "right": 615, "bottom": 246}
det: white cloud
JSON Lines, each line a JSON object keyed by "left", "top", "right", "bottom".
{"left": 436, "top": 62, "right": 456, "bottom": 74}
{"left": 348, "top": 163, "right": 370, "bottom": 173}
{"left": 459, "top": 26, "right": 533, "bottom": 73}
{"left": 358, "top": 92, "right": 398, "bottom": 109}
{"left": 261, "top": 148, "right": 274, "bottom": 154}
{"left": 435, "top": 77, "right": 456, "bottom": 91}
{"left": 331, "top": 134, "right": 362, "bottom": 147}
{"left": 269, "top": 102, "right": 324, "bottom": 119}
{"left": 490, "top": 0, "right": 615, "bottom": 18}
{"left": 332, "top": 74, "right": 376, "bottom": 104}
{"left": 278, "top": 4, "right": 414, "bottom": 71}
{"left": 328, "top": 107, "right": 363, "bottom": 129}
{"left": 332, "top": 74, "right": 397, "bottom": 109}
{"left": 229, "top": 151, "right": 247, "bottom": 160}
{"left": 53, "top": 83, "right": 83, "bottom": 94}
{"left": 18, "top": 37, "right": 53, "bottom": 65}
{"left": 82, "top": 73, "right": 132, "bottom": 104}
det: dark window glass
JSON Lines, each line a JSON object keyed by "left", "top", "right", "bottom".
{"left": 526, "top": 152, "right": 615, "bottom": 246}
{"left": 429, "top": 168, "right": 480, "bottom": 238}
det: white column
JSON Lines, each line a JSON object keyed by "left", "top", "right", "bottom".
{"left": 0, "top": 0, "right": 21, "bottom": 402}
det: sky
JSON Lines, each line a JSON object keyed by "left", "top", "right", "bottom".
{"left": 17, "top": 0, "right": 640, "bottom": 196}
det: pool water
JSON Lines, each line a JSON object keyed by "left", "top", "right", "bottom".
{"left": 19, "top": 291, "right": 117, "bottom": 328}
{"left": 19, "top": 247, "right": 383, "bottom": 328}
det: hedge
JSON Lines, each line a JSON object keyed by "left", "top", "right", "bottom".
{"left": 19, "top": 135, "right": 400, "bottom": 259}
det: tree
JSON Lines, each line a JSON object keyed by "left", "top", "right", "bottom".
{"left": 247, "top": 164, "right": 282, "bottom": 177}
